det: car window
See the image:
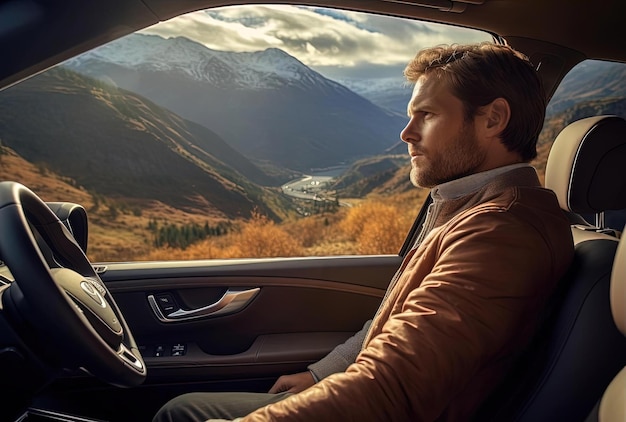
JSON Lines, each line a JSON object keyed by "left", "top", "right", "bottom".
{"left": 0, "top": 5, "right": 492, "bottom": 262}
{"left": 535, "top": 59, "right": 626, "bottom": 232}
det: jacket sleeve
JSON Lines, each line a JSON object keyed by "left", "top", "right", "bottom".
{"left": 307, "top": 319, "right": 372, "bottom": 381}
{"left": 241, "top": 210, "right": 571, "bottom": 421}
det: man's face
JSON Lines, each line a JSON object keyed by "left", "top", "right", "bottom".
{"left": 401, "top": 74, "right": 487, "bottom": 188}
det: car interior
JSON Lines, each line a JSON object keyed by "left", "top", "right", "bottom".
{"left": 0, "top": 0, "right": 625, "bottom": 421}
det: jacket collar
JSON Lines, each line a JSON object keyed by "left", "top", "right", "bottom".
{"left": 431, "top": 165, "right": 542, "bottom": 229}
{"left": 431, "top": 163, "right": 533, "bottom": 201}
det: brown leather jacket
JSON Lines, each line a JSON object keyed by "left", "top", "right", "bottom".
{"left": 244, "top": 167, "right": 574, "bottom": 421}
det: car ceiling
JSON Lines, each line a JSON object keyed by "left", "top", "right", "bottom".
{"left": 1, "top": 0, "right": 625, "bottom": 93}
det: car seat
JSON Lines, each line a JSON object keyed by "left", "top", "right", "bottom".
{"left": 474, "top": 115, "right": 626, "bottom": 421}
{"left": 585, "top": 223, "right": 626, "bottom": 422}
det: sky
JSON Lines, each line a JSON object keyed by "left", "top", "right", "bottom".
{"left": 141, "top": 5, "right": 491, "bottom": 81}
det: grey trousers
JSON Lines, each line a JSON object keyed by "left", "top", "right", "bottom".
{"left": 152, "top": 391, "right": 292, "bottom": 422}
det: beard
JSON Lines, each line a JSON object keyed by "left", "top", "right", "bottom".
{"left": 410, "top": 122, "right": 487, "bottom": 188}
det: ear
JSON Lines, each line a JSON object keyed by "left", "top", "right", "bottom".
{"left": 483, "top": 97, "right": 511, "bottom": 138}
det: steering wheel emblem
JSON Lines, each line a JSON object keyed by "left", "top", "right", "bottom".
{"left": 80, "top": 281, "right": 107, "bottom": 308}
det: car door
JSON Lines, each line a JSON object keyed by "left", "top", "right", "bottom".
{"left": 25, "top": 199, "right": 425, "bottom": 422}
{"left": 30, "top": 240, "right": 416, "bottom": 421}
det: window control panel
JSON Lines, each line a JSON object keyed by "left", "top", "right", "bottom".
{"left": 171, "top": 343, "right": 186, "bottom": 356}
{"left": 141, "top": 343, "right": 187, "bottom": 358}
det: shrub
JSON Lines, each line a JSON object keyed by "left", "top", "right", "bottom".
{"left": 221, "top": 212, "right": 303, "bottom": 258}
{"left": 337, "top": 200, "right": 414, "bottom": 254}
{"left": 135, "top": 196, "right": 420, "bottom": 261}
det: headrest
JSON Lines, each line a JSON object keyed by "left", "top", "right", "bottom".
{"left": 611, "top": 226, "right": 626, "bottom": 336}
{"left": 545, "top": 115, "right": 626, "bottom": 214}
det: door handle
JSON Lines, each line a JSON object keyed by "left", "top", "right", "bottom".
{"left": 148, "top": 287, "right": 260, "bottom": 323}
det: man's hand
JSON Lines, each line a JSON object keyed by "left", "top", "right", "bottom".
{"left": 268, "top": 371, "right": 315, "bottom": 394}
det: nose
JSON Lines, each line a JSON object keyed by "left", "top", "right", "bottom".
{"left": 400, "top": 117, "right": 419, "bottom": 144}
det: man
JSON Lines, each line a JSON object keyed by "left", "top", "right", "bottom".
{"left": 154, "top": 42, "right": 574, "bottom": 421}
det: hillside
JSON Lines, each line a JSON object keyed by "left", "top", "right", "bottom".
{"left": 64, "top": 34, "right": 407, "bottom": 171}
{"left": 0, "top": 147, "right": 94, "bottom": 206}
{"left": 332, "top": 155, "right": 412, "bottom": 197}
{"left": 0, "top": 67, "right": 291, "bottom": 220}
{"left": 0, "top": 147, "right": 234, "bottom": 260}
{"left": 538, "top": 59, "right": 626, "bottom": 151}
{"left": 547, "top": 60, "right": 626, "bottom": 116}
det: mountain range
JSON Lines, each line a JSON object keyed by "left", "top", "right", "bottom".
{"left": 547, "top": 60, "right": 626, "bottom": 116}
{"left": 0, "top": 67, "right": 289, "bottom": 219}
{"left": 338, "top": 77, "right": 412, "bottom": 116}
{"left": 64, "top": 34, "right": 407, "bottom": 172}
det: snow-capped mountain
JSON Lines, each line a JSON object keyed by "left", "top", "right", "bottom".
{"left": 67, "top": 34, "right": 348, "bottom": 91}
{"left": 337, "top": 77, "right": 412, "bottom": 115}
{"left": 64, "top": 33, "right": 408, "bottom": 171}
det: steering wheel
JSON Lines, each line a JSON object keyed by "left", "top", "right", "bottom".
{"left": 0, "top": 181, "right": 146, "bottom": 387}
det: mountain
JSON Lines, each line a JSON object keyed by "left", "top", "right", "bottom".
{"left": 547, "top": 60, "right": 626, "bottom": 116}
{"left": 332, "top": 155, "right": 413, "bottom": 197}
{"left": 337, "top": 77, "right": 412, "bottom": 116}
{"left": 0, "top": 67, "right": 290, "bottom": 219}
{"left": 538, "top": 59, "right": 626, "bottom": 149}
{"left": 64, "top": 34, "right": 407, "bottom": 172}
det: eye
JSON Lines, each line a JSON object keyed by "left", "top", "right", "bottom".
{"left": 408, "top": 108, "right": 433, "bottom": 120}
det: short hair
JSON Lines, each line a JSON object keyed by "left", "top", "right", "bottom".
{"left": 404, "top": 43, "right": 545, "bottom": 161}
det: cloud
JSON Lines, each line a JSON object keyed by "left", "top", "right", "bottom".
{"left": 142, "top": 5, "right": 490, "bottom": 69}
